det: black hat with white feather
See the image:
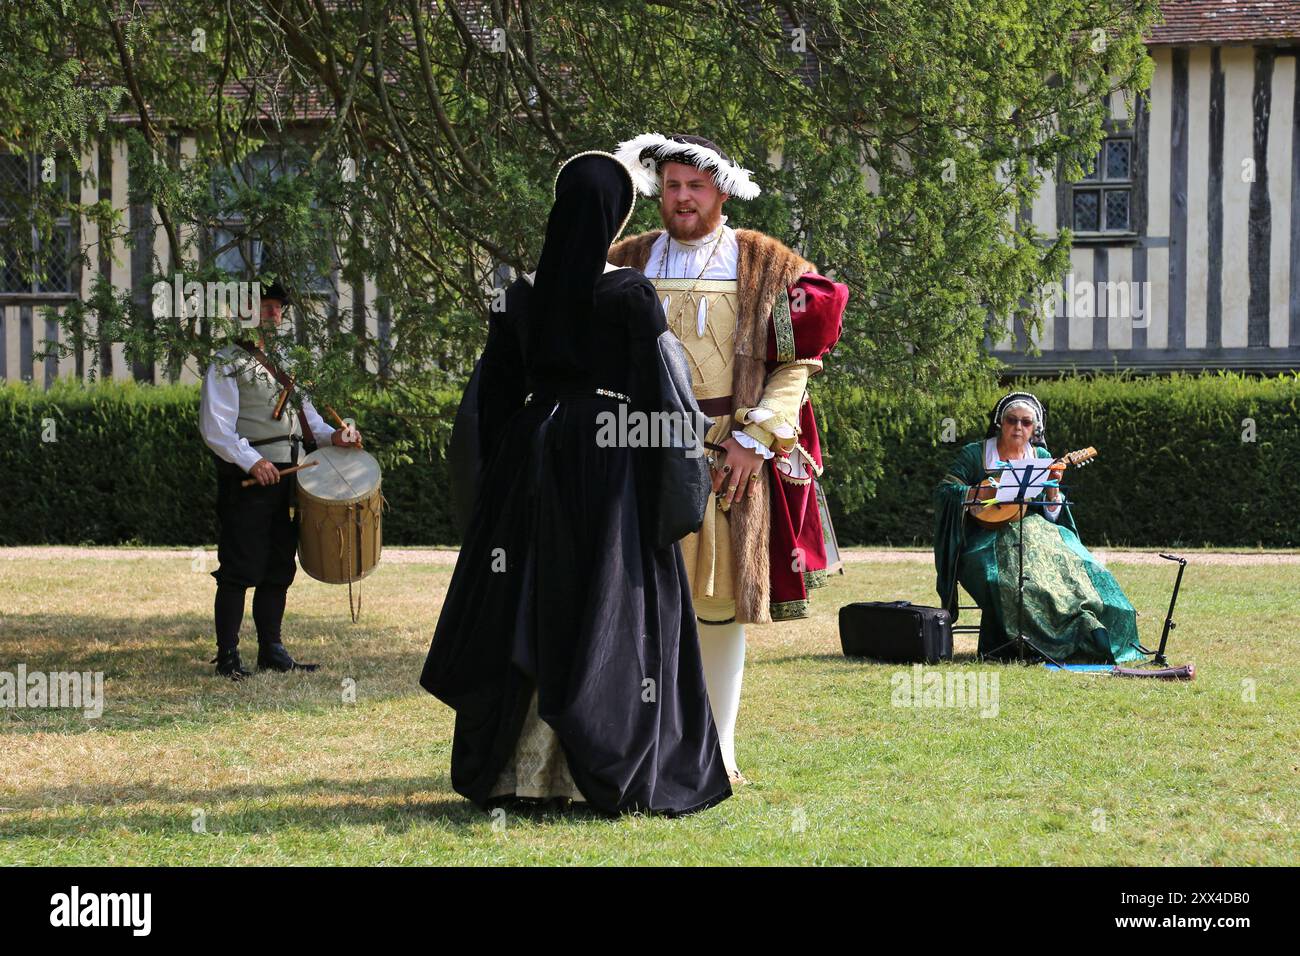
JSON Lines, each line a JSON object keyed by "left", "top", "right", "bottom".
{"left": 614, "top": 133, "right": 761, "bottom": 200}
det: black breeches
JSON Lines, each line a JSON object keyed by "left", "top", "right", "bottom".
{"left": 211, "top": 459, "right": 298, "bottom": 649}
{"left": 211, "top": 459, "right": 299, "bottom": 589}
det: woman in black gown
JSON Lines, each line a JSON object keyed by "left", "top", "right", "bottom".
{"left": 420, "top": 151, "right": 732, "bottom": 816}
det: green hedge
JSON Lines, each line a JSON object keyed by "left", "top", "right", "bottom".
{"left": 3, "top": 372, "right": 1298, "bottom": 548}
{"left": 823, "top": 371, "right": 1300, "bottom": 548}
{"left": 0, "top": 378, "right": 459, "bottom": 547}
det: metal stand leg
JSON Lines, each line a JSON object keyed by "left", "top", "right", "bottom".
{"left": 980, "top": 501, "right": 1069, "bottom": 670}
{"left": 1139, "top": 552, "right": 1187, "bottom": 667}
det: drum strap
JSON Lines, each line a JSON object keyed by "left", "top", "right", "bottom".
{"left": 234, "top": 342, "right": 317, "bottom": 456}
{"left": 335, "top": 494, "right": 387, "bottom": 624}
{"left": 337, "top": 512, "right": 363, "bottom": 624}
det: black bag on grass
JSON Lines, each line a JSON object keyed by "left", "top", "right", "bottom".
{"left": 839, "top": 601, "right": 953, "bottom": 664}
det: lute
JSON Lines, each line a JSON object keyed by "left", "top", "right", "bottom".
{"left": 968, "top": 446, "right": 1097, "bottom": 528}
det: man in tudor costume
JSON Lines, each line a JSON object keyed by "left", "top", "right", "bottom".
{"left": 610, "top": 133, "right": 848, "bottom": 783}
{"left": 200, "top": 282, "right": 363, "bottom": 679}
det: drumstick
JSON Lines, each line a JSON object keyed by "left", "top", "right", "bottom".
{"left": 241, "top": 460, "right": 319, "bottom": 487}
{"left": 324, "top": 404, "right": 363, "bottom": 447}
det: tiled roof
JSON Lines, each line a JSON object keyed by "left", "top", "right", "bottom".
{"left": 1148, "top": 1, "right": 1300, "bottom": 45}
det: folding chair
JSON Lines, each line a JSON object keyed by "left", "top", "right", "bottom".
{"left": 952, "top": 603, "right": 981, "bottom": 636}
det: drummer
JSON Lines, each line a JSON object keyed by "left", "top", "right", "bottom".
{"left": 199, "top": 281, "right": 363, "bottom": 680}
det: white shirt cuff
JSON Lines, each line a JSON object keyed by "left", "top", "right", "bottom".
{"left": 731, "top": 429, "right": 775, "bottom": 460}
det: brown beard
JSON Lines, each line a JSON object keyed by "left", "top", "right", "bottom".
{"left": 659, "top": 196, "right": 725, "bottom": 241}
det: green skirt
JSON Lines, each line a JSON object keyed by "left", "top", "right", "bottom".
{"left": 957, "top": 514, "right": 1143, "bottom": 663}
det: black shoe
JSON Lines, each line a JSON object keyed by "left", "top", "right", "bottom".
{"left": 212, "top": 648, "right": 252, "bottom": 681}
{"left": 257, "top": 643, "right": 319, "bottom": 672}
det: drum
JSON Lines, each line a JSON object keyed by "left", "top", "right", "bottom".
{"left": 296, "top": 446, "right": 383, "bottom": 585}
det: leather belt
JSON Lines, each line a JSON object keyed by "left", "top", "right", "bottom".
{"left": 249, "top": 433, "right": 302, "bottom": 465}
{"left": 248, "top": 434, "right": 300, "bottom": 448}
{"left": 697, "top": 395, "right": 733, "bottom": 418}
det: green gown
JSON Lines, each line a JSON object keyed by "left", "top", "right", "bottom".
{"left": 933, "top": 440, "right": 1143, "bottom": 663}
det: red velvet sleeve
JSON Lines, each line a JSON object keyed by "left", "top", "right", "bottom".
{"left": 765, "top": 272, "right": 848, "bottom": 365}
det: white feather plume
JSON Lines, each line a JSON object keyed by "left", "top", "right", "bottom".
{"left": 613, "top": 133, "right": 761, "bottom": 200}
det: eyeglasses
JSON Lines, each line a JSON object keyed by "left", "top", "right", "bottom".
{"left": 1002, "top": 417, "right": 1035, "bottom": 428}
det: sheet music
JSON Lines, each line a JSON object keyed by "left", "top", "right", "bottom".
{"left": 993, "top": 458, "right": 1053, "bottom": 503}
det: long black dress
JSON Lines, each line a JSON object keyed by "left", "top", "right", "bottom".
{"left": 420, "top": 267, "right": 732, "bottom": 816}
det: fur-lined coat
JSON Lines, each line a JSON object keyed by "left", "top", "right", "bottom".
{"left": 609, "top": 228, "right": 847, "bottom": 623}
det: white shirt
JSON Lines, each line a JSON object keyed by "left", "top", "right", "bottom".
{"left": 200, "top": 359, "right": 336, "bottom": 472}
{"left": 983, "top": 438, "right": 1061, "bottom": 522}
{"left": 643, "top": 216, "right": 738, "bottom": 282}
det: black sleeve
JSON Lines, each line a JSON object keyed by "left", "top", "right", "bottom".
{"left": 623, "top": 277, "right": 669, "bottom": 411}
{"left": 477, "top": 282, "right": 529, "bottom": 458}
{"left": 622, "top": 279, "right": 668, "bottom": 545}
{"left": 622, "top": 274, "right": 710, "bottom": 549}
{"left": 447, "top": 283, "right": 528, "bottom": 539}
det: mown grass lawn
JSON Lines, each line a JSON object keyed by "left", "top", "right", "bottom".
{"left": 1, "top": 551, "right": 1296, "bottom": 865}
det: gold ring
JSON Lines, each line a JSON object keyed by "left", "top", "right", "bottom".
{"left": 748, "top": 473, "right": 759, "bottom": 482}
{"left": 728, "top": 484, "right": 738, "bottom": 493}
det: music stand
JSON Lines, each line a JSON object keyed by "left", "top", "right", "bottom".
{"left": 1140, "top": 552, "right": 1188, "bottom": 667}
{"left": 975, "top": 458, "right": 1070, "bottom": 669}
